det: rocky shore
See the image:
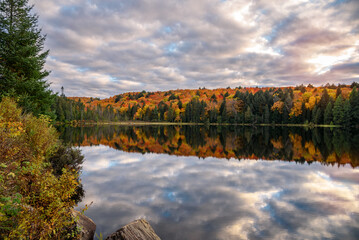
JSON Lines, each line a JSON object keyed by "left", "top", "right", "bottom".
{"left": 75, "top": 212, "right": 160, "bottom": 240}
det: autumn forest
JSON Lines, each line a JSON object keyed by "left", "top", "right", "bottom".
{"left": 54, "top": 83, "right": 359, "bottom": 127}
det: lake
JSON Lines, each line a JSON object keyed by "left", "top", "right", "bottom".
{"left": 59, "top": 125, "right": 359, "bottom": 240}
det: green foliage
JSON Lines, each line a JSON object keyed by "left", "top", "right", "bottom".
{"left": 95, "top": 232, "right": 104, "bottom": 240}
{"left": 48, "top": 144, "right": 85, "bottom": 203}
{"left": 245, "top": 106, "right": 253, "bottom": 123}
{"left": 264, "top": 105, "right": 270, "bottom": 124}
{"left": 350, "top": 82, "right": 359, "bottom": 89}
{"left": 53, "top": 95, "right": 120, "bottom": 123}
{"left": 314, "top": 107, "right": 322, "bottom": 124}
{"left": 0, "top": 0, "right": 54, "bottom": 118}
{"left": 333, "top": 95, "right": 344, "bottom": 125}
{"left": 0, "top": 98, "right": 81, "bottom": 239}
{"left": 324, "top": 101, "right": 333, "bottom": 125}
{"left": 166, "top": 105, "right": 176, "bottom": 122}
{"left": 168, "top": 93, "right": 178, "bottom": 101}
{"left": 114, "top": 94, "right": 122, "bottom": 103}
{"left": 56, "top": 86, "right": 357, "bottom": 127}
{"left": 318, "top": 88, "right": 330, "bottom": 110}
{"left": 349, "top": 86, "right": 359, "bottom": 126}
{"left": 210, "top": 94, "right": 217, "bottom": 103}
{"left": 184, "top": 98, "right": 207, "bottom": 123}
{"left": 342, "top": 99, "right": 352, "bottom": 128}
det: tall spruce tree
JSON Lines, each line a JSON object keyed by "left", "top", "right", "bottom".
{"left": 324, "top": 101, "right": 333, "bottom": 125}
{"left": 333, "top": 95, "right": 344, "bottom": 125}
{"left": 342, "top": 99, "right": 352, "bottom": 127}
{"left": 0, "top": 0, "right": 54, "bottom": 117}
{"left": 349, "top": 86, "right": 359, "bottom": 126}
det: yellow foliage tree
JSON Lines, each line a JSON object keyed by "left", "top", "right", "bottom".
{"left": 0, "top": 98, "right": 80, "bottom": 240}
{"left": 289, "top": 101, "right": 303, "bottom": 117}
{"left": 271, "top": 101, "right": 284, "bottom": 113}
{"left": 305, "top": 96, "right": 317, "bottom": 110}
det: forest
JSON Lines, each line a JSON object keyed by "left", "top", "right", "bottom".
{"left": 55, "top": 83, "right": 359, "bottom": 127}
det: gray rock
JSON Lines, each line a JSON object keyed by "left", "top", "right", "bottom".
{"left": 105, "top": 219, "right": 161, "bottom": 240}
{"left": 72, "top": 210, "right": 96, "bottom": 240}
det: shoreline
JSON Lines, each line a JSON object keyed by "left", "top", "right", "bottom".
{"left": 57, "top": 121, "right": 343, "bottom": 128}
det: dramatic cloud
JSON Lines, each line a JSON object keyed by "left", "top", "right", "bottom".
{"left": 77, "top": 146, "right": 359, "bottom": 239}
{"left": 31, "top": 0, "right": 359, "bottom": 97}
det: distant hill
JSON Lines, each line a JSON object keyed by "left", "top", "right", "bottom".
{"left": 69, "top": 85, "right": 352, "bottom": 111}
{"left": 60, "top": 83, "right": 359, "bottom": 126}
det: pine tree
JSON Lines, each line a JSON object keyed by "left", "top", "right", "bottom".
{"left": 333, "top": 95, "right": 344, "bottom": 125}
{"left": 244, "top": 106, "right": 252, "bottom": 123}
{"left": 324, "top": 101, "right": 333, "bottom": 125}
{"left": 349, "top": 87, "right": 359, "bottom": 126}
{"left": 314, "top": 108, "right": 322, "bottom": 124}
{"left": 342, "top": 99, "right": 352, "bottom": 127}
{"left": 219, "top": 98, "right": 227, "bottom": 123}
{"left": 319, "top": 88, "right": 330, "bottom": 110}
{"left": 312, "top": 106, "right": 317, "bottom": 123}
{"left": 0, "top": 0, "right": 54, "bottom": 117}
{"left": 178, "top": 100, "right": 183, "bottom": 109}
{"left": 166, "top": 104, "right": 176, "bottom": 122}
{"left": 336, "top": 87, "right": 342, "bottom": 98}
{"left": 152, "top": 106, "right": 159, "bottom": 121}
{"left": 264, "top": 105, "right": 270, "bottom": 124}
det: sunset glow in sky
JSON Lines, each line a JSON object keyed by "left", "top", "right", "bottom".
{"left": 31, "top": 0, "right": 359, "bottom": 97}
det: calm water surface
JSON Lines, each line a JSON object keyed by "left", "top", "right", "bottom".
{"left": 60, "top": 126, "right": 359, "bottom": 240}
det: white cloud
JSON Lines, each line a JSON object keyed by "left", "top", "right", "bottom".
{"left": 76, "top": 147, "right": 359, "bottom": 239}
{"left": 29, "top": 0, "right": 359, "bottom": 97}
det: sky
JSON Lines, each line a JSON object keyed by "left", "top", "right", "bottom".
{"left": 31, "top": 0, "right": 359, "bottom": 98}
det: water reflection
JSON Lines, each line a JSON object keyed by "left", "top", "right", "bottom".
{"left": 77, "top": 147, "right": 359, "bottom": 239}
{"left": 58, "top": 126, "right": 359, "bottom": 239}
{"left": 59, "top": 125, "right": 359, "bottom": 168}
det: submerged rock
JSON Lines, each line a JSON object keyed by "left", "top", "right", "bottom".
{"left": 105, "top": 219, "right": 160, "bottom": 240}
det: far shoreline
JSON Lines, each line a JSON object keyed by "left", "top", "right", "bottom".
{"left": 57, "top": 120, "right": 344, "bottom": 128}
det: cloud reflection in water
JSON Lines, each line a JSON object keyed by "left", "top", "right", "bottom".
{"left": 78, "top": 145, "right": 359, "bottom": 240}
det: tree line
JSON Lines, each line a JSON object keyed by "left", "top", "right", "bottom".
{"left": 62, "top": 84, "right": 359, "bottom": 127}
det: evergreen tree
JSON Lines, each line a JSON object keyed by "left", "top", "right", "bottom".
{"left": 324, "top": 101, "right": 333, "bottom": 125}
{"left": 314, "top": 108, "right": 322, "bottom": 124}
{"left": 282, "top": 106, "right": 289, "bottom": 124}
{"left": 301, "top": 102, "right": 308, "bottom": 123}
{"left": 199, "top": 100, "right": 207, "bottom": 122}
{"left": 333, "top": 95, "right": 344, "bottom": 125}
{"left": 0, "top": 0, "right": 54, "bottom": 117}
{"left": 219, "top": 98, "right": 227, "bottom": 122}
{"left": 210, "top": 94, "right": 217, "bottom": 103}
{"left": 336, "top": 87, "right": 342, "bottom": 98}
{"left": 319, "top": 88, "right": 330, "bottom": 110}
{"left": 208, "top": 108, "right": 218, "bottom": 123}
{"left": 264, "top": 105, "right": 270, "bottom": 124}
{"left": 349, "top": 87, "right": 359, "bottom": 126}
{"left": 311, "top": 105, "right": 317, "bottom": 123}
{"left": 342, "top": 99, "right": 352, "bottom": 127}
{"left": 152, "top": 106, "right": 159, "bottom": 121}
{"left": 166, "top": 104, "right": 176, "bottom": 122}
{"left": 244, "top": 106, "right": 253, "bottom": 123}
{"left": 178, "top": 100, "right": 183, "bottom": 109}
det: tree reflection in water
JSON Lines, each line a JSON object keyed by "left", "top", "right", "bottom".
{"left": 58, "top": 125, "right": 359, "bottom": 168}
{"left": 57, "top": 125, "right": 359, "bottom": 239}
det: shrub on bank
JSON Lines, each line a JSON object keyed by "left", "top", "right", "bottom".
{"left": 0, "top": 97, "right": 81, "bottom": 239}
